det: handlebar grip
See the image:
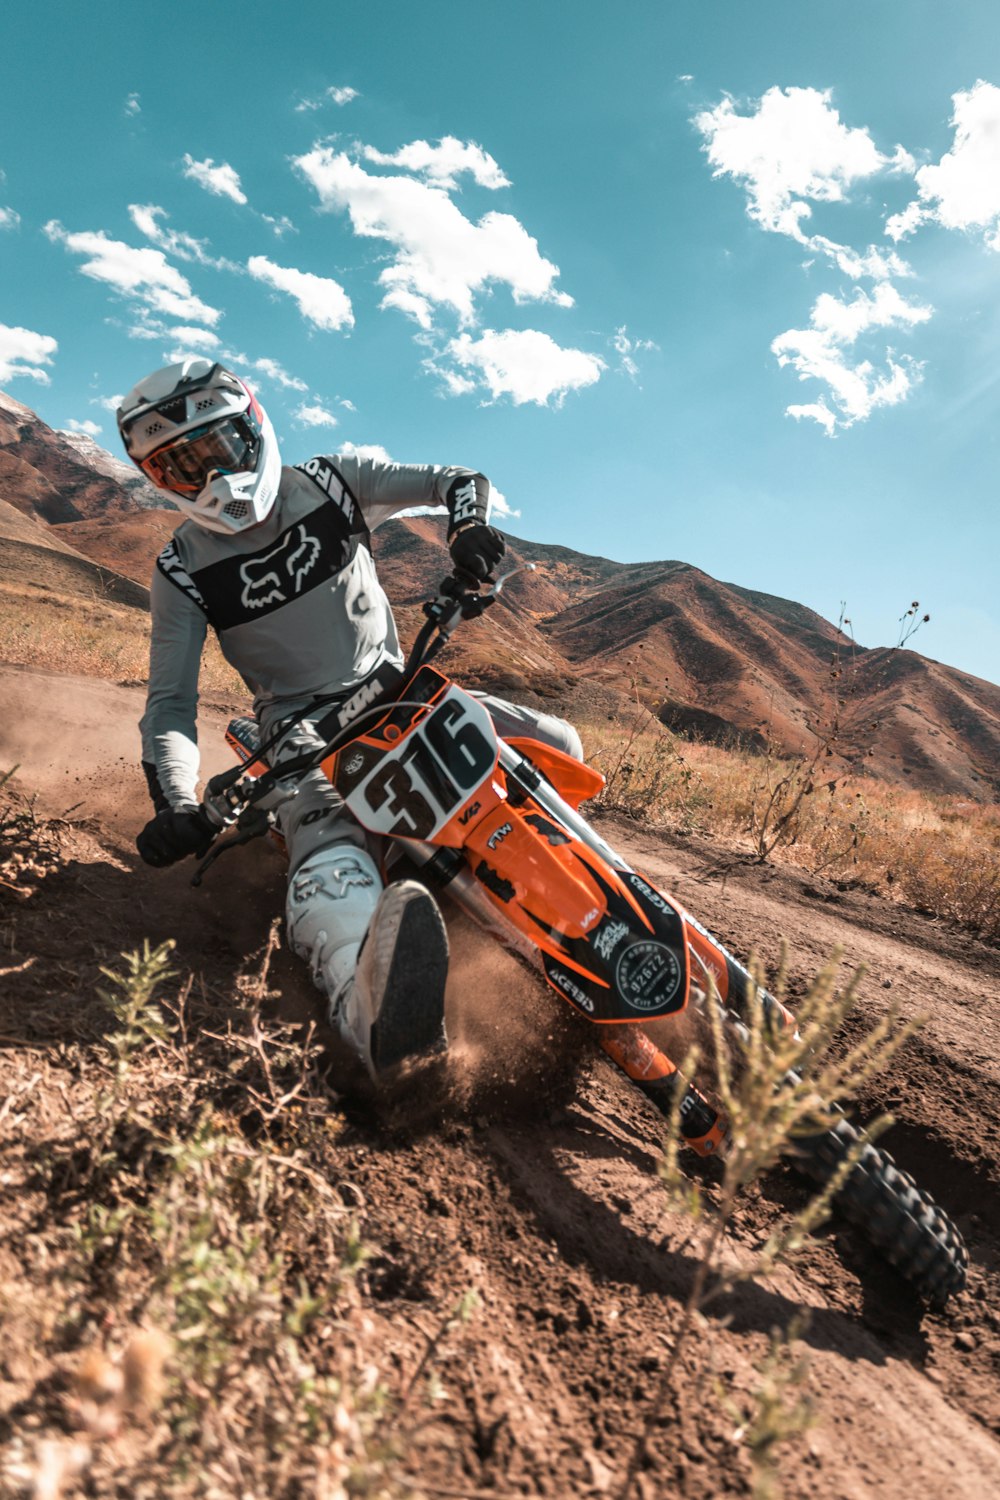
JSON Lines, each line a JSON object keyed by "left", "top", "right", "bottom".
{"left": 205, "top": 763, "right": 245, "bottom": 796}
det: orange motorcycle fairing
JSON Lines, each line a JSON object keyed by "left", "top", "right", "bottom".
{"left": 533, "top": 864, "right": 692, "bottom": 1024}
{"left": 504, "top": 737, "right": 606, "bottom": 809}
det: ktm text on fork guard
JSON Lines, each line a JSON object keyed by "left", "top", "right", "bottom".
{"left": 330, "top": 664, "right": 692, "bottom": 1025}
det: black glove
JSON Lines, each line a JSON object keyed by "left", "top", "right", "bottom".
{"left": 448, "top": 523, "right": 505, "bottom": 585}
{"left": 137, "top": 806, "right": 216, "bottom": 868}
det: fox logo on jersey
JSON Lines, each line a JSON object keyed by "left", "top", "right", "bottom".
{"left": 239, "top": 524, "right": 321, "bottom": 611}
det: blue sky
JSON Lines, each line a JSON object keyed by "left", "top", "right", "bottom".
{"left": 2, "top": 0, "right": 999, "bottom": 683}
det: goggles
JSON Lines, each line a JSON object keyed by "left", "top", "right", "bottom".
{"left": 141, "top": 410, "right": 262, "bottom": 494}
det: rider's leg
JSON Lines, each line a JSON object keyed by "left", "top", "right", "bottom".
{"left": 471, "top": 693, "right": 583, "bottom": 762}
{"left": 270, "top": 715, "right": 449, "bottom": 1080}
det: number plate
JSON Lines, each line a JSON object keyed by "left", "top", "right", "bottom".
{"left": 344, "top": 687, "right": 499, "bottom": 840}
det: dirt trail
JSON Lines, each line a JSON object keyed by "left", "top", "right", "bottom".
{"left": 2, "top": 666, "right": 999, "bottom": 1498}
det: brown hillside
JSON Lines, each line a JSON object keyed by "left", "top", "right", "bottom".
{"left": 1, "top": 385, "right": 997, "bottom": 798}
{"left": 56, "top": 427, "right": 169, "bottom": 510}
{"left": 57, "top": 508, "right": 181, "bottom": 587}
{"left": 0, "top": 493, "right": 150, "bottom": 610}
{"left": 0, "top": 389, "right": 160, "bottom": 523}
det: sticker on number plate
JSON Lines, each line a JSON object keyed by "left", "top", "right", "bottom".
{"left": 344, "top": 687, "right": 499, "bottom": 841}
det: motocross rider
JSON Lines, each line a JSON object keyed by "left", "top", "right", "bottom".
{"left": 119, "top": 359, "right": 582, "bottom": 1082}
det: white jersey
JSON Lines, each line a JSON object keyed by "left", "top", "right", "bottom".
{"left": 140, "top": 452, "right": 491, "bottom": 808}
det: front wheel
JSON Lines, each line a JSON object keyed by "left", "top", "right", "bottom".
{"left": 794, "top": 1116, "right": 968, "bottom": 1306}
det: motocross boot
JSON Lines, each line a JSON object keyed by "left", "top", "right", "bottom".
{"left": 339, "top": 880, "right": 450, "bottom": 1079}
{"left": 286, "top": 846, "right": 449, "bottom": 1081}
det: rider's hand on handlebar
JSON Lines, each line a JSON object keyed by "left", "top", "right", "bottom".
{"left": 448, "top": 522, "right": 505, "bottom": 587}
{"left": 137, "top": 805, "right": 216, "bottom": 868}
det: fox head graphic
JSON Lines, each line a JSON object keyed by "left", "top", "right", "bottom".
{"left": 239, "top": 524, "right": 322, "bottom": 611}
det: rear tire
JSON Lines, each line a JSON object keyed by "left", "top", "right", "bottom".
{"left": 794, "top": 1116, "right": 968, "bottom": 1306}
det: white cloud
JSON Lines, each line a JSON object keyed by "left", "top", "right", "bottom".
{"left": 166, "top": 325, "right": 221, "bottom": 352}
{"left": 885, "top": 200, "right": 926, "bottom": 243}
{"left": 124, "top": 92, "right": 141, "bottom": 117}
{"left": 294, "top": 400, "right": 339, "bottom": 427}
{"left": 695, "top": 85, "right": 937, "bottom": 430}
{"left": 809, "top": 281, "right": 930, "bottom": 342}
{"left": 786, "top": 402, "right": 837, "bottom": 436}
{"left": 337, "top": 441, "right": 392, "bottom": 463}
{"left": 0, "top": 322, "right": 58, "bottom": 384}
{"left": 488, "top": 487, "right": 520, "bottom": 520}
{"left": 296, "top": 84, "right": 359, "bottom": 112}
{"left": 772, "top": 282, "right": 932, "bottom": 431}
{"left": 695, "top": 86, "right": 914, "bottom": 281}
{"left": 442, "top": 328, "right": 604, "bottom": 407}
{"left": 92, "top": 393, "right": 124, "bottom": 412}
{"left": 247, "top": 254, "right": 354, "bottom": 332}
{"left": 45, "top": 221, "right": 223, "bottom": 325}
{"left": 246, "top": 355, "right": 308, "bottom": 391}
{"left": 339, "top": 397, "right": 357, "bottom": 412}
{"left": 182, "top": 154, "right": 247, "bottom": 205}
{"left": 431, "top": 364, "right": 477, "bottom": 397}
{"left": 361, "top": 136, "right": 510, "bottom": 191}
{"left": 805, "top": 235, "right": 911, "bottom": 281}
{"left": 261, "top": 212, "right": 297, "bottom": 236}
{"left": 886, "top": 81, "right": 1000, "bottom": 250}
{"left": 65, "top": 418, "right": 102, "bottom": 437}
{"left": 128, "top": 203, "right": 238, "bottom": 270}
{"left": 294, "top": 144, "right": 572, "bottom": 328}
{"left": 612, "top": 325, "right": 658, "bottom": 381}
{"left": 695, "top": 86, "right": 892, "bottom": 238}
{"left": 0, "top": 206, "right": 20, "bottom": 231}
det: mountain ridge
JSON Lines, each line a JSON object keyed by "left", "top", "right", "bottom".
{"left": 1, "top": 385, "right": 997, "bottom": 799}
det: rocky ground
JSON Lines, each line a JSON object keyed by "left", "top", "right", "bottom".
{"left": 1, "top": 665, "right": 998, "bottom": 1498}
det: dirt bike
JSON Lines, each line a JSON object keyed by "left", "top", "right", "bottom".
{"left": 193, "top": 569, "right": 968, "bottom": 1307}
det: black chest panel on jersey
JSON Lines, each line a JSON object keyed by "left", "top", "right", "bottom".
{"left": 157, "top": 461, "right": 371, "bottom": 631}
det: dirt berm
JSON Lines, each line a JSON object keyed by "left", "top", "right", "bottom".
{"left": 1, "top": 663, "right": 999, "bottom": 1498}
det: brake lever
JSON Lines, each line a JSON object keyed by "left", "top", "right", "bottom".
{"left": 485, "top": 561, "right": 537, "bottom": 597}
{"left": 433, "top": 561, "right": 538, "bottom": 622}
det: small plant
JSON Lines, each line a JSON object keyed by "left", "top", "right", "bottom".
{"left": 896, "top": 599, "right": 931, "bottom": 649}
{"left": 617, "top": 947, "right": 920, "bottom": 1498}
{"left": 587, "top": 688, "right": 711, "bottom": 831}
{"left": 724, "top": 1318, "right": 816, "bottom": 1500}
{"left": 91, "top": 939, "right": 176, "bottom": 1173}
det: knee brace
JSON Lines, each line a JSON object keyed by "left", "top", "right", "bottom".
{"left": 285, "top": 844, "right": 382, "bottom": 1007}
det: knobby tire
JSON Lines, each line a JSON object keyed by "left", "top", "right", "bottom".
{"left": 794, "top": 1116, "right": 968, "bottom": 1305}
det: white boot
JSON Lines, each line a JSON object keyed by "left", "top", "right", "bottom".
{"left": 286, "top": 845, "right": 448, "bottom": 1080}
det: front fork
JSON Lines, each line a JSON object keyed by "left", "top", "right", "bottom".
{"left": 599, "top": 1026, "right": 730, "bottom": 1157}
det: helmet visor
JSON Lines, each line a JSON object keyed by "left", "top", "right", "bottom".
{"left": 141, "top": 412, "right": 261, "bottom": 494}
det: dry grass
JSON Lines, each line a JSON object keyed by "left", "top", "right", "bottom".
{"left": 583, "top": 710, "right": 1000, "bottom": 943}
{"left": 619, "top": 948, "right": 915, "bottom": 1500}
{"left": 3, "top": 579, "right": 996, "bottom": 944}
{"left": 0, "top": 790, "right": 475, "bottom": 1497}
{"left": 0, "top": 583, "right": 244, "bottom": 698}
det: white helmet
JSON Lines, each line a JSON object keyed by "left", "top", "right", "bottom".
{"left": 117, "top": 358, "right": 282, "bottom": 534}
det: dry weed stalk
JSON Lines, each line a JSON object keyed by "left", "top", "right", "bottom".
{"left": 617, "top": 948, "right": 921, "bottom": 1499}
{"left": 720, "top": 1317, "right": 816, "bottom": 1500}
{"left": 4, "top": 927, "right": 471, "bottom": 1498}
